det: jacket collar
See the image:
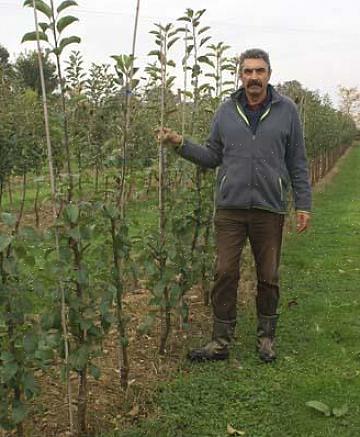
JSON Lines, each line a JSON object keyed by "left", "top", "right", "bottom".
{"left": 231, "top": 84, "right": 282, "bottom": 105}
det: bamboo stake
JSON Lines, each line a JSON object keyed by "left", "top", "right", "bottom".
{"left": 31, "top": 1, "right": 74, "bottom": 433}
{"left": 118, "top": 0, "right": 141, "bottom": 218}
{"left": 49, "top": 0, "right": 74, "bottom": 202}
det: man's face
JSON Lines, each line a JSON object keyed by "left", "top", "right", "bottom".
{"left": 239, "top": 58, "right": 271, "bottom": 98}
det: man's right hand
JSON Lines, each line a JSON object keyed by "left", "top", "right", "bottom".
{"left": 155, "top": 127, "right": 183, "bottom": 148}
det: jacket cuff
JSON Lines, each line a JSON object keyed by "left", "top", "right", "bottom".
{"left": 174, "top": 136, "right": 185, "bottom": 153}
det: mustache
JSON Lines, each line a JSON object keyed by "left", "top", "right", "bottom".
{"left": 247, "top": 80, "right": 262, "bottom": 87}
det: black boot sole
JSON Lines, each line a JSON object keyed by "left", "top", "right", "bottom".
{"left": 259, "top": 353, "right": 276, "bottom": 363}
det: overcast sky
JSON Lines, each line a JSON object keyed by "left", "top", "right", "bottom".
{"left": 1, "top": 0, "right": 359, "bottom": 106}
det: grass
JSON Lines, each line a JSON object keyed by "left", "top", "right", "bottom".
{"left": 103, "top": 144, "right": 360, "bottom": 437}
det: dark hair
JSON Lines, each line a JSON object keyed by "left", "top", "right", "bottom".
{"left": 239, "top": 48, "right": 271, "bottom": 72}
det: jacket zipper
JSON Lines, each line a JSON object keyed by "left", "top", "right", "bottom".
{"left": 219, "top": 175, "right": 227, "bottom": 193}
{"left": 235, "top": 103, "right": 272, "bottom": 139}
{"left": 260, "top": 107, "right": 271, "bottom": 122}
{"left": 234, "top": 101, "right": 273, "bottom": 205}
{"left": 235, "top": 103, "right": 250, "bottom": 126}
{"left": 279, "top": 177, "right": 283, "bottom": 201}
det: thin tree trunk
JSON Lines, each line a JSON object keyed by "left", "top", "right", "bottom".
{"left": 158, "top": 28, "right": 170, "bottom": 355}
{"left": 110, "top": 217, "right": 129, "bottom": 390}
{"left": 0, "top": 178, "right": 3, "bottom": 207}
{"left": 71, "top": 234, "right": 88, "bottom": 435}
{"left": 14, "top": 173, "right": 27, "bottom": 235}
{"left": 159, "top": 286, "right": 171, "bottom": 355}
{"left": 77, "top": 148, "right": 82, "bottom": 196}
{"left": 95, "top": 164, "right": 99, "bottom": 193}
{"left": 8, "top": 177, "right": 13, "bottom": 206}
{"left": 77, "top": 366, "right": 88, "bottom": 436}
{"left": 34, "top": 178, "right": 40, "bottom": 228}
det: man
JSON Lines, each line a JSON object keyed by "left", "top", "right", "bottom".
{"left": 157, "top": 48, "right": 311, "bottom": 363}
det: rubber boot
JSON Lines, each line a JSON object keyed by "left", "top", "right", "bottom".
{"left": 187, "top": 318, "right": 236, "bottom": 362}
{"left": 257, "top": 314, "right": 278, "bottom": 363}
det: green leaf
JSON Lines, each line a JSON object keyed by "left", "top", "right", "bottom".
{"left": 35, "top": 348, "right": 53, "bottom": 363}
{"left": 306, "top": 400, "right": 331, "bottom": 417}
{"left": 24, "top": 333, "right": 38, "bottom": 354}
{"left": 57, "top": 0, "right": 78, "bottom": 13}
{"left": 0, "top": 351, "right": 15, "bottom": 362}
{"left": 148, "top": 50, "right": 161, "bottom": 58}
{"left": 167, "top": 37, "right": 179, "bottom": 50}
{"left": 19, "top": 226, "right": 40, "bottom": 242}
{"left": 137, "top": 314, "right": 156, "bottom": 335}
{"left": 333, "top": 404, "right": 348, "bottom": 417}
{"left": 153, "top": 279, "right": 167, "bottom": 298}
{"left": 168, "top": 29, "right": 179, "bottom": 38}
{"left": 0, "top": 235, "right": 12, "bottom": 252}
{"left": 68, "top": 227, "right": 81, "bottom": 242}
{"left": 56, "top": 15, "right": 79, "bottom": 33}
{"left": 21, "top": 31, "right": 48, "bottom": 43}
{"left": 89, "top": 364, "right": 101, "bottom": 380}
{"left": 1, "top": 212, "right": 16, "bottom": 227}
{"left": 195, "top": 9, "right": 206, "bottom": 19}
{"left": 198, "top": 26, "right": 211, "bottom": 35}
{"left": 12, "top": 401, "right": 27, "bottom": 425}
{"left": 131, "top": 78, "right": 139, "bottom": 89}
{"left": 102, "top": 205, "right": 119, "bottom": 220}
{"left": 57, "top": 35, "right": 81, "bottom": 54}
{"left": 186, "top": 44, "right": 194, "bottom": 55}
{"left": 64, "top": 204, "right": 79, "bottom": 224}
{"left": 23, "top": 0, "right": 52, "bottom": 19}
{"left": 111, "top": 54, "right": 133, "bottom": 73}
{"left": 38, "top": 21, "right": 49, "bottom": 32}
{"left": 76, "top": 267, "right": 88, "bottom": 285}
{"left": 1, "top": 362, "right": 19, "bottom": 383}
{"left": 177, "top": 16, "right": 191, "bottom": 22}
{"left": 70, "top": 345, "right": 89, "bottom": 370}
{"left": 23, "top": 372, "right": 40, "bottom": 399}
{"left": 200, "top": 36, "right": 212, "bottom": 47}
{"left": 198, "top": 55, "right": 215, "bottom": 67}
{"left": 182, "top": 90, "right": 193, "bottom": 98}
{"left": 192, "top": 64, "right": 201, "bottom": 78}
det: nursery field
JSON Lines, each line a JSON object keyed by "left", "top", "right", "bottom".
{"left": 0, "top": 1, "right": 358, "bottom": 436}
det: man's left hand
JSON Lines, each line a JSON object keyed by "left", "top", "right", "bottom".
{"left": 296, "top": 211, "right": 311, "bottom": 233}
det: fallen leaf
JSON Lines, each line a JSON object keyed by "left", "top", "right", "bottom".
{"left": 306, "top": 400, "right": 331, "bottom": 416}
{"left": 227, "top": 424, "right": 246, "bottom": 435}
{"left": 127, "top": 405, "right": 139, "bottom": 417}
{"left": 333, "top": 404, "right": 348, "bottom": 418}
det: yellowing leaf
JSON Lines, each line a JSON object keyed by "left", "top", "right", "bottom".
{"left": 227, "top": 424, "right": 246, "bottom": 435}
{"left": 333, "top": 404, "right": 348, "bottom": 418}
{"left": 306, "top": 400, "right": 331, "bottom": 416}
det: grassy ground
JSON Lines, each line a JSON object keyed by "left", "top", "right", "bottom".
{"left": 105, "top": 144, "right": 360, "bottom": 437}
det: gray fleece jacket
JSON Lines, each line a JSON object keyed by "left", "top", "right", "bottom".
{"left": 179, "top": 85, "right": 312, "bottom": 214}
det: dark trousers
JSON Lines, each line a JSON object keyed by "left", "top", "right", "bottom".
{"left": 212, "top": 209, "right": 285, "bottom": 321}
